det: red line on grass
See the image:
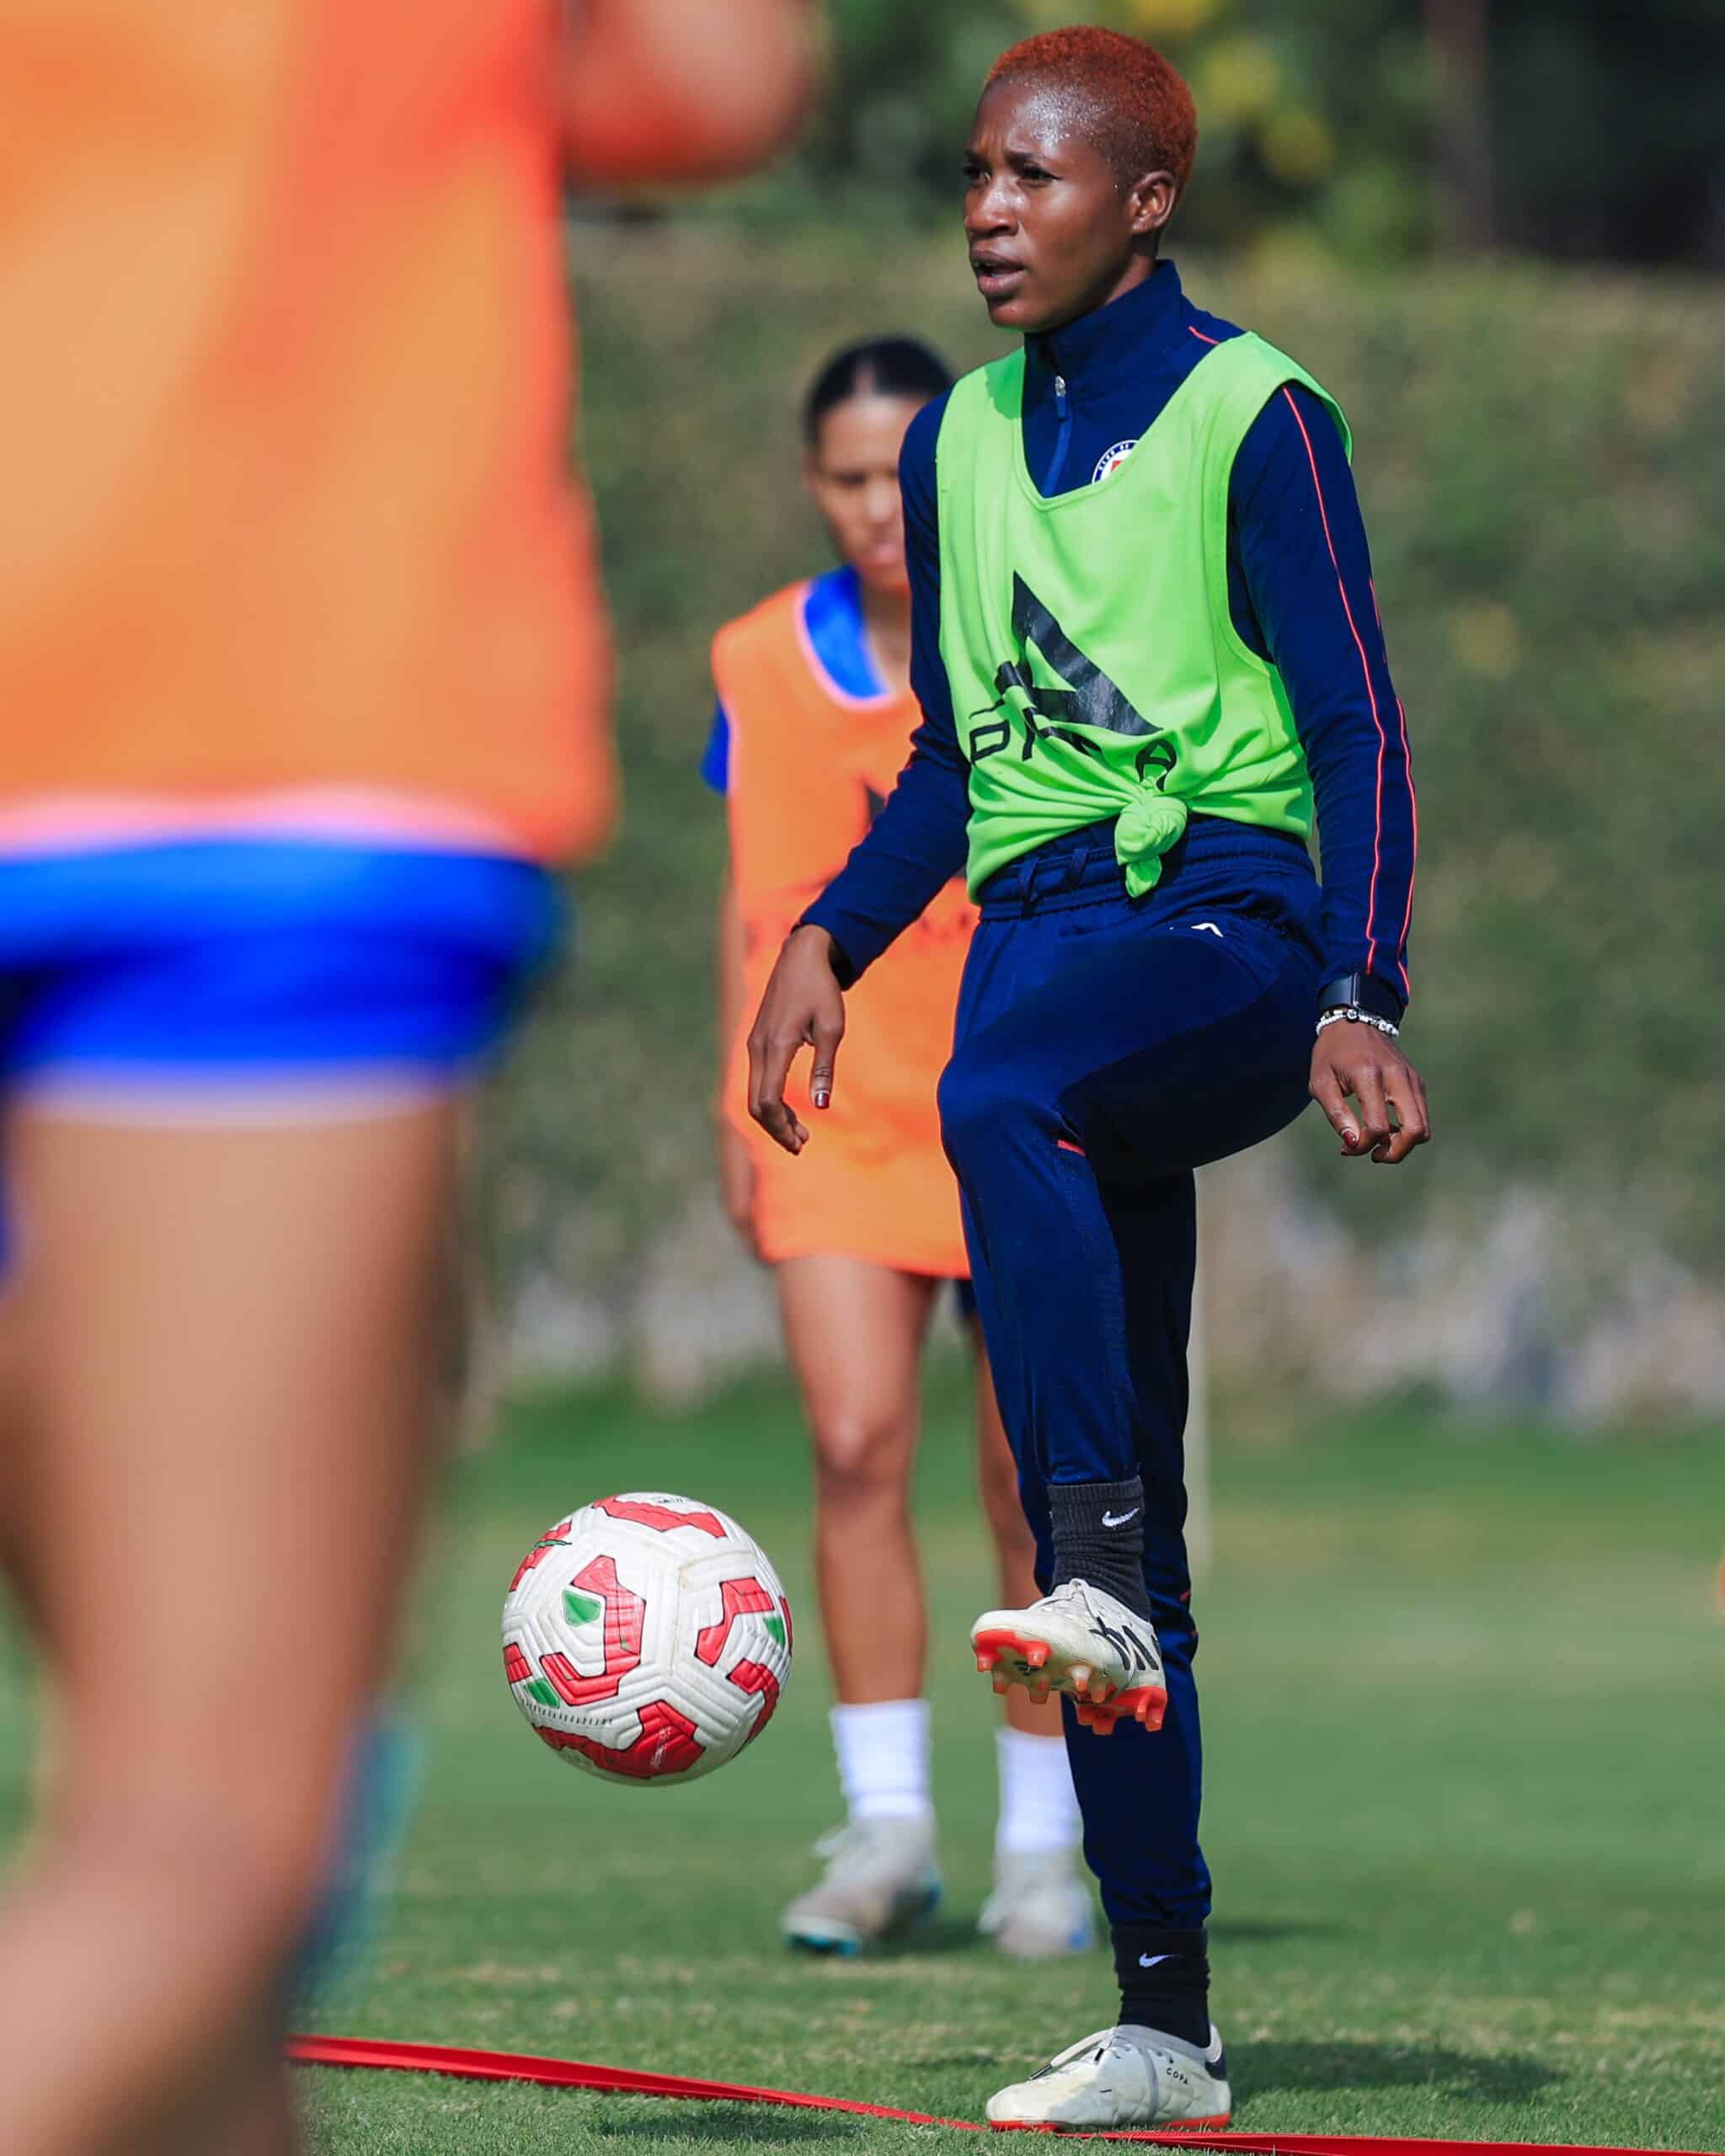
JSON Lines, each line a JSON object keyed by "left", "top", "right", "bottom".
{"left": 286, "top": 2034, "right": 1712, "bottom": 2155}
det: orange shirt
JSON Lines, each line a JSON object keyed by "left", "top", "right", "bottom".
{"left": 0, "top": 0, "right": 614, "bottom": 861}
{"left": 713, "top": 579, "right": 975, "bottom": 1276}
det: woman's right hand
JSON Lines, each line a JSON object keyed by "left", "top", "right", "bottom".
{"left": 716, "top": 1119, "right": 761, "bottom": 1257}
{"left": 746, "top": 925, "right": 846, "bottom": 1155}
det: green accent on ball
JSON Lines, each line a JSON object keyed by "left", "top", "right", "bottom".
{"left": 564, "top": 1588, "right": 603, "bottom": 1627}
{"left": 526, "top": 1678, "right": 558, "bottom": 1709}
{"left": 764, "top": 1615, "right": 786, "bottom": 1647}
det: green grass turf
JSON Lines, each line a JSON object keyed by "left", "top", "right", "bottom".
{"left": 4, "top": 1380, "right": 1723, "bottom": 2152}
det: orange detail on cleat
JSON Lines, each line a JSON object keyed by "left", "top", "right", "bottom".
{"left": 1119, "top": 1684, "right": 1167, "bottom": 1732}
{"left": 973, "top": 1627, "right": 1057, "bottom": 1693}
{"left": 1076, "top": 1684, "right": 1168, "bottom": 1737}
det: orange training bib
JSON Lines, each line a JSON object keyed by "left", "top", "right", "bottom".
{"left": 713, "top": 580, "right": 975, "bottom": 1276}
{"left": 0, "top": 0, "right": 615, "bottom": 862}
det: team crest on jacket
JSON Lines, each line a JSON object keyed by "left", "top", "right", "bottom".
{"left": 1092, "top": 440, "right": 1139, "bottom": 483}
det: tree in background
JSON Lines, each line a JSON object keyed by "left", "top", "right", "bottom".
{"left": 1490, "top": 0, "right": 1725, "bottom": 265}
{"left": 779, "top": 0, "right": 1725, "bottom": 267}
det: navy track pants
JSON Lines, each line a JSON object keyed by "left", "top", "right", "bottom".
{"left": 937, "top": 814, "right": 1323, "bottom": 1929}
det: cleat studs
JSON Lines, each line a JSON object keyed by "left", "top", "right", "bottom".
{"left": 1089, "top": 1677, "right": 1112, "bottom": 1704}
{"left": 1029, "top": 1678, "right": 1050, "bottom": 1703}
{"left": 992, "top": 1673, "right": 1013, "bottom": 1696}
{"left": 977, "top": 1650, "right": 998, "bottom": 1672}
{"left": 1025, "top": 1643, "right": 1049, "bottom": 1670}
{"left": 1067, "top": 1662, "right": 1091, "bottom": 1690}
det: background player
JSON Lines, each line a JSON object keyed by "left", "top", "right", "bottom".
{"left": 0, "top": 4, "right": 814, "bottom": 2153}
{"left": 709, "top": 338, "right": 1087, "bottom": 1958}
{"left": 747, "top": 25, "right": 1425, "bottom": 2133}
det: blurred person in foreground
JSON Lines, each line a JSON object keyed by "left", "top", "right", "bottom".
{"left": 709, "top": 337, "right": 1089, "bottom": 1959}
{"left": 0, "top": 3, "right": 814, "bottom": 2153}
{"left": 748, "top": 25, "right": 1426, "bottom": 2131}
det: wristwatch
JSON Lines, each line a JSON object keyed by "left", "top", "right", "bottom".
{"left": 1316, "top": 970, "right": 1405, "bottom": 1026}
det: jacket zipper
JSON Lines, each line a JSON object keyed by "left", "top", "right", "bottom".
{"left": 1043, "top": 371, "right": 1073, "bottom": 496}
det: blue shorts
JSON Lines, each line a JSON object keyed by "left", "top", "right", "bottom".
{"left": 0, "top": 837, "right": 560, "bottom": 1096}
{"left": 0, "top": 837, "right": 558, "bottom": 1274}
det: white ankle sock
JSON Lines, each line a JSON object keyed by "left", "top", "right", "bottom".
{"left": 995, "top": 1726, "right": 1082, "bottom": 1855}
{"left": 831, "top": 1699, "right": 933, "bottom": 1822}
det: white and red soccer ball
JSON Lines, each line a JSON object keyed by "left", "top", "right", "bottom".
{"left": 501, "top": 1492, "right": 793, "bottom": 1786}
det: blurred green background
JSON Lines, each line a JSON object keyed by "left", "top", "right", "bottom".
{"left": 488, "top": 0, "right": 1725, "bottom": 1416}
{"left": 752, "top": 0, "right": 1725, "bottom": 269}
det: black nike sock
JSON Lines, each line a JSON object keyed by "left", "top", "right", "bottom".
{"left": 1113, "top": 1924, "right": 1210, "bottom": 2048}
{"left": 1049, "top": 1477, "right": 1154, "bottom": 1620}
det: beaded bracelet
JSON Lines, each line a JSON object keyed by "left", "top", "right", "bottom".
{"left": 1316, "top": 1005, "right": 1401, "bottom": 1040}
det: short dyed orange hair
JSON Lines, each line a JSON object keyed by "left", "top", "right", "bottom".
{"left": 984, "top": 26, "right": 1198, "bottom": 195}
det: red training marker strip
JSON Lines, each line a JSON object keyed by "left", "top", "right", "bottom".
{"left": 284, "top": 2033, "right": 1715, "bottom": 2155}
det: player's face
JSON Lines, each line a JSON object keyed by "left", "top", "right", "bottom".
{"left": 963, "top": 80, "right": 1172, "bottom": 335}
{"left": 804, "top": 392, "right": 922, "bottom": 596}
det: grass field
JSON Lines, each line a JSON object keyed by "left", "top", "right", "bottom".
{"left": 4, "top": 1379, "right": 1722, "bottom": 2153}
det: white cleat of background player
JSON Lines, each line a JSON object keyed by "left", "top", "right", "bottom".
{"left": 780, "top": 1817, "right": 941, "bottom": 1953}
{"left": 985, "top": 2021, "right": 1231, "bottom": 2132}
{"left": 971, "top": 1578, "right": 1168, "bottom": 1734}
{"left": 977, "top": 1847, "right": 1094, "bottom": 1959}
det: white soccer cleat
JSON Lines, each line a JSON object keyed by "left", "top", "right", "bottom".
{"left": 977, "top": 1847, "right": 1094, "bottom": 1959}
{"left": 780, "top": 1817, "right": 941, "bottom": 1955}
{"left": 985, "top": 2021, "right": 1231, "bottom": 2132}
{"left": 971, "top": 1580, "right": 1167, "bottom": 1736}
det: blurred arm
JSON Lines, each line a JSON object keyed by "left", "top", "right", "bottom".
{"left": 713, "top": 864, "right": 760, "bottom": 1242}
{"left": 799, "top": 395, "right": 972, "bottom": 985}
{"left": 715, "top": 865, "right": 748, "bottom": 1102}
{"left": 562, "top": 0, "right": 820, "bottom": 186}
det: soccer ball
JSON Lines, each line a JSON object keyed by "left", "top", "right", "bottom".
{"left": 501, "top": 1492, "right": 793, "bottom": 1786}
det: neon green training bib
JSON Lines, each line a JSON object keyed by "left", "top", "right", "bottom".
{"left": 934, "top": 331, "right": 1351, "bottom": 897}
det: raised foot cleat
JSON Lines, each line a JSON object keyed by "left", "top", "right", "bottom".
{"left": 977, "top": 1848, "right": 1095, "bottom": 1961}
{"left": 781, "top": 1817, "right": 942, "bottom": 1956}
{"left": 969, "top": 1582, "right": 1168, "bottom": 1733}
{"left": 985, "top": 2021, "right": 1231, "bottom": 2132}
{"left": 1074, "top": 1684, "right": 1166, "bottom": 1736}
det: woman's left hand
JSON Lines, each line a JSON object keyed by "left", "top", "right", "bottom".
{"left": 1309, "top": 1022, "right": 1431, "bottom": 1165}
